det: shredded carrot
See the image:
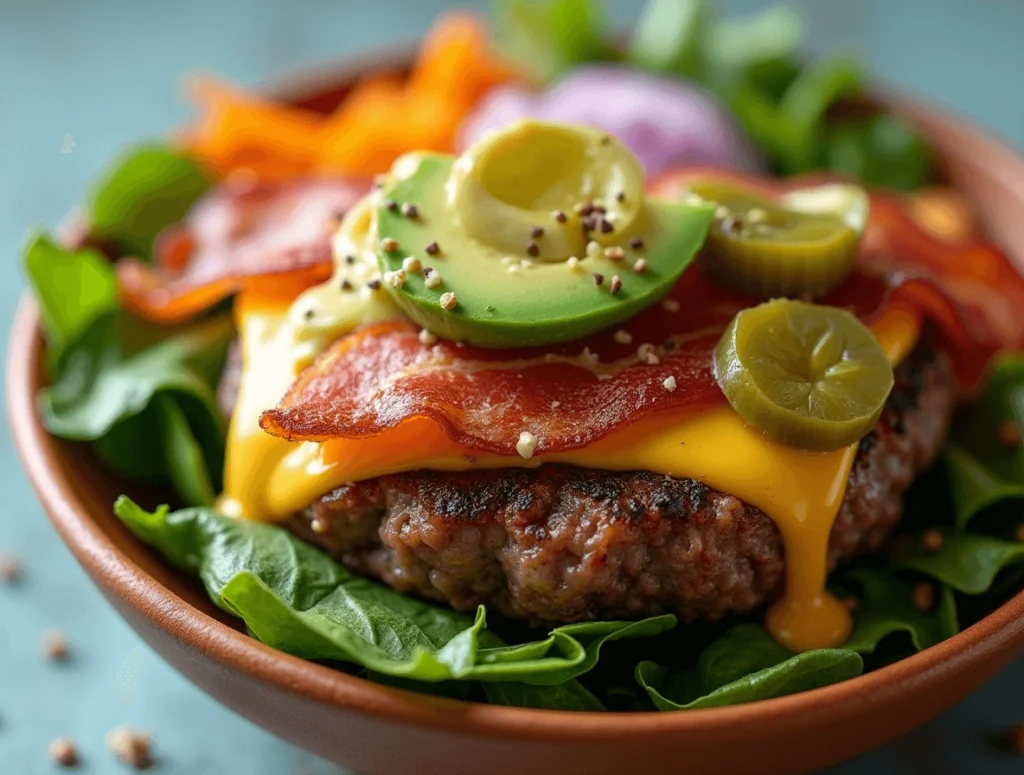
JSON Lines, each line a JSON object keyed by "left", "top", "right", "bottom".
{"left": 182, "top": 12, "right": 520, "bottom": 180}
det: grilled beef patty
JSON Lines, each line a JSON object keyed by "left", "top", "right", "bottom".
{"left": 240, "top": 343, "right": 955, "bottom": 624}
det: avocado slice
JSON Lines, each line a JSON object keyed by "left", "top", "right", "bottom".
{"left": 375, "top": 125, "right": 714, "bottom": 348}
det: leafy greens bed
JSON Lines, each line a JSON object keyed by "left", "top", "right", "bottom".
{"left": 20, "top": 0, "right": 1024, "bottom": 711}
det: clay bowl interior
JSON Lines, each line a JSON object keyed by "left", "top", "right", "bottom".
{"left": 9, "top": 50, "right": 1024, "bottom": 775}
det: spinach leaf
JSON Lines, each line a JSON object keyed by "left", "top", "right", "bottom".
{"left": 841, "top": 569, "right": 958, "bottom": 654}
{"left": 636, "top": 624, "right": 862, "bottom": 711}
{"left": 944, "top": 355, "right": 1024, "bottom": 528}
{"left": 494, "top": 0, "right": 610, "bottom": 82}
{"left": 113, "top": 499, "right": 670, "bottom": 688}
{"left": 897, "top": 532, "right": 1024, "bottom": 595}
{"left": 22, "top": 233, "right": 118, "bottom": 363}
{"left": 87, "top": 144, "right": 210, "bottom": 260}
{"left": 483, "top": 680, "right": 606, "bottom": 711}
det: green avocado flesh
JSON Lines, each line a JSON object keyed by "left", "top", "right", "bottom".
{"left": 376, "top": 155, "right": 715, "bottom": 348}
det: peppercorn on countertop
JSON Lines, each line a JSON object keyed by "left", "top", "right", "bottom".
{"left": 1, "top": 0, "right": 1023, "bottom": 772}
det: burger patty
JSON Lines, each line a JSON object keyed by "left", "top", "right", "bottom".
{"left": 262, "top": 342, "right": 955, "bottom": 624}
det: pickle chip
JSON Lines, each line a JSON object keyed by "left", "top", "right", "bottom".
{"left": 714, "top": 299, "right": 894, "bottom": 450}
{"left": 688, "top": 181, "right": 868, "bottom": 300}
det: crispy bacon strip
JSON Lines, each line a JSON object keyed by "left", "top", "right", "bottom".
{"left": 117, "top": 176, "right": 368, "bottom": 323}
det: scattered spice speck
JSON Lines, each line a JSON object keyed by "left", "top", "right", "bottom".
{"left": 400, "top": 203, "right": 419, "bottom": 219}
{"left": 48, "top": 738, "right": 80, "bottom": 769}
{"left": 425, "top": 272, "right": 443, "bottom": 289}
{"left": 418, "top": 329, "right": 438, "bottom": 346}
{"left": 911, "top": 581, "right": 935, "bottom": 612}
{"left": 384, "top": 270, "right": 406, "bottom": 289}
{"left": 344, "top": 254, "right": 356, "bottom": 265}
{"left": 553, "top": 209, "right": 568, "bottom": 223}
{"left": 516, "top": 431, "right": 537, "bottom": 460}
{"left": 340, "top": 279, "right": 353, "bottom": 292}
{"left": 604, "top": 246, "right": 624, "bottom": 262}
{"left": 663, "top": 376, "right": 677, "bottom": 392}
{"left": 633, "top": 258, "right": 647, "bottom": 274}
{"left": 526, "top": 241, "right": 540, "bottom": 257}
{"left": 402, "top": 256, "right": 421, "bottom": 273}
{"left": 440, "top": 292, "right": 458, "bottom": 311}
{"left": 592, "top": 272, "right": 604, "bottom": 287}
{"left": 425, "top": 241, "right": 440, "bottom": 256}
{"left": 567, "top": 256, "right": 580, "bottom": 270}
{"left": 367, "top": 276, "right": 382, "bottom": 291}
{"left": 508, "top": 264, "right": 521, "bottom": 275}
{"left": 384, "top": 198, "right": 398, "bottom": 213}
{"left": 42, "top": 629, "right": 70, "bottom": 662}
{"left": 380, "top": 237, "right": 399, "bottom": 252}
{"left": 613, "top": 329, "right": 632, "bottom": 345}
{"left": 106, "top": 726, "right": 153, "bottom": 771}
{"left": 629, "top": 236, "right": 645, "bottom": 250}
{"left": 530, "top": 225, "right": 544, "bottom": 238}
{"left": 609, "top": 275, "right": 622, "bottom": 295}
{"left": 310, "top": 518, "right": 328, "bottom": 535}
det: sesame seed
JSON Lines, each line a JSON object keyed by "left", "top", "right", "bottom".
{"left": 550, "top": 400, "right": 561, "bottom": 409}
{"left": 613, "top": 329, "right": 632, "bottom": 345}
{"left": 0, "top": 553, "right": 22, "bottom": 584}
{"left": 344, "top": 254, "right": 356, "bottom": 265}
{"left": 629, "top": 236, "right": 645, "bottom": 250}
{"left": 721, "top": 215, "right": 744, "bottom": 235}
{"left": 419, "top": 329, "right": 438, "bottom": 346}
{"left": 310, "top": 518, "right": 328, "bottom": 534}
{"left": 567, "top": 256, "right": 581, "bottom": 270}
{"left": 425, "top": 272, "right": 442, "bottom": 289}
{"left": 341, "top": 279, "right": 353, "bottom": 291}
{"left": 592, "top": 272, "right": 604, "bottom": 287}
{"left": 633, "top": 258, "right": 648, "bottom": 274}
{"left": 384, "top": 270, "right": 406, "bottom": 289}
{"left": 553, "top": 209, "right": 568, "bottom": 223}
{"left": 599, "top": 218, "right": 614, "bottom": 234}
{"left": 402, "top": 256, "right": 421, "bottom": 273}
{"left": 401, "top": 202, "right": 419, "bottom": 219}
{"left": 516, "top": 431, "right": 537, "bottom": 459}
{"left": 911, "top": 582, "right": 935, "bottom": 611}
{"left": 921, "top": 530, "right": 944, "bottom": 553}
{"left": 999, "top": 421, "right": 1021, "bottom": 449}
{"left": 604, "top": 246, "right": 625, "bottom": 261}
{"left": 440, "top": 292, "right": 457, "bottom": 311}
{"left": 425, "top": 241, "right": 440, "bottom": 256}
{"left": 42, "top": 629, "right": 70, "bottom": 662}
{"left": 530, "top": 225, "right": 545, "bottom": 238}
{"left": 616, "top": 191, "right": 626, "bottom": 202}
{"left": 715, "top": 205, "right": 730, "bottom": 219}
{"left": 637, "top": 343, "right": 660, "bottom": 365}
{"left": 747, "top": 207, "right": 767, "bottom": 223}
{"left": 526, "top": 241, "right": 540, "bottom": 257}
{"left": 662, "top": 299, "right": 681, "bottom": 313}
{"left": 385, "top": 198, "right": 399, "bottom": 212}
{"left": 581, "top": 347, "right": 599, "bottom": 364}
{"left": 586, "top": 240, "right": 602, "bottom": 259}
{"left": 508, "top": 264, "right": 521, "bottom": 274}
{"left": 49, "top": 738, "right": 80, "bottom": 769}
{"left": 380, "top": 237, "right": 399, "bottom": 252}
{"left": 663, "top": 376, "right": 677, "bottom": 392}
{"left": 106, "top": 726, "right": 153, "bottom": 770}
{"left": 609, "top": 275, "right": 622, "bottom": 295}
{"left": 367, "top": 276, "right": 382, "bottom": 291}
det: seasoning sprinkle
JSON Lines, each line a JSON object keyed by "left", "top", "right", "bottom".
{"left": 550, "top": 400, "right": 561, "bottom": 409}
{"left": 586, "top": 240, "right": 602, "bottom": 259}
{"left": 310, "top": 518, "right": 328, "bottom": 535}
{"left": 402, "top": 256, "right": 422, "bottom": 273}
{"left": 516, "top": 431, "right": 537, "bottom": 460}
{"left": 599, "top": 218, "right": 614, "bottom": 234}
{"left": 629, "top": 236, "right": 645, "bottom": 250}
{"left": 419, "top": 329, "right": 438, "bottom": 346}
{"left": 613, "top": 329, "right": 632, "bottom": 345}
{"left": 340, "top": 279, "right": 353, "bottom": 292}
{"left": 526, "top": 241, "right": 540, "bottom": 257}
{"left": 425, "top": 272, "right": 442, "bottom": 289}
{"left": 384, "top": 270, "right": 406, "bottom": 289}
{"left": 616, "top": 191, "right": 626, "bottom": 202}
{"left": 440, "top": 292, "right": 458, "bottom": 311}
{"left": 106, "top": 726, "right": 153, "bottom": 771}
{"left": 49, "top": 738, "right": 80, "bottom": 769}
{"left": 592, "top": 272, "right": 604, "bottom": 287}
{"left": 344, "top": 253, "right": 356, "bottom": 265}
{"left": 609, "top": 275, "right": 622, "bottom": 295}
{"left": 42, "top": 629, "right": 70, "bottom": 662}
{"left": 662, "top": 299, "right": 681, "bottom": 313}
{"left": 380, "top": 237, "right": 399, "bottom": 252}
{"left": 921, "top": 530, "right": 944, "bottom": 553}
{"left": 401, "top": 202, "right": 419, "bottom": 219}
{"left": 604, "top": 246, "right": 625, "bottom": 261}
{"left": 530, "top": 225, "right": 545, "bottom": 238}
{"left": 715, "top": 205, "right": 730, "bottom": 219}
{"left": 367, "top": 276, "right": 382, "bottom": 291}
{"left": 567, "top": 256, "right": 581, "bottom": 270}
{"left": 425, "top": 241, "right": 440, "bottom": 256}
{"left": 507, "top": 264, "right": 521, "bottom": 275}
{"left": 633, "top": 258, "right": 648, "bottom": 274}
{"left": 747, "top": 207, "right": 767, "bottom": 223}
{"left": 384, "top": 198, "right": 399, "bottom": 213}
{"left": 553, "top": 209, "right": 568, "bottom": 223}
{"left": 911, "top": 581, "right": 935, "bottom": 611}
{"left": 663, "top": 376, "right": 677, "bottom": 392}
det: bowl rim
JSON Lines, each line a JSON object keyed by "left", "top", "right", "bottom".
{"left": 9, "top": 50, "right": 1024, "bottom": 743}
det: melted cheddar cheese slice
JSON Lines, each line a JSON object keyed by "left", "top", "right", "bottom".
{"left": 219, "top": 280, "right": 921, "bottom": 652}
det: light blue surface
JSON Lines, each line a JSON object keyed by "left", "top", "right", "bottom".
{"left": 1, "top": 1, "right": 1022, "bottom": 773}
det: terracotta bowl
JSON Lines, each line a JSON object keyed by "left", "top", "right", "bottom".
{"left": 9, "top": 50, "right": 1024, "bottom": 775}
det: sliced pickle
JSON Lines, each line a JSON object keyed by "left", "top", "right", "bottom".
{"left": 714, "top": 299, "right": 894, "bottom": 450}
{"left": 688, "top": 181, "right": 869, "bottom": 299}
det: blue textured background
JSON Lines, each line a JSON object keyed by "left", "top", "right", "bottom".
{"left": 1, "top": 1, "right": 1022, "bottom": 773}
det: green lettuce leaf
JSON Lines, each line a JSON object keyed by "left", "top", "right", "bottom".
{"left": 494, "top": 0, "right": 610, "bottom": 82}
{"left": 628, "top": 0, "right": 711, "bottom": 80}
{"left": 824, "top": 115, "right": 933, "bottom": 192}
{"left": 87, "top": 144, "right": 210, "bottom": 260}
{"left": 22, "top": 233, "right": 118, "bottom": 363}
{"left": 636, "top": 624, "right": 862, "bottom": 711}
{"left": 113, "top": 499, "right": 672, "bottom": 689}
{"left": 483, "top": 680, "right": 606, "bottom": 711}
{"left": 897, "top": 532, "right": 1024, "bottom": 595}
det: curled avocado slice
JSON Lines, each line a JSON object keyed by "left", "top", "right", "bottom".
{"left": 714, "top": 298, "right": 894, "bottom": 451}
{"left": 687, "top": 179, "right": 869, "bottom": 300}
{"left": 374, "top": 121, "right": 715, "bottom": 348}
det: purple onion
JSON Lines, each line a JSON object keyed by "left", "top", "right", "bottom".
{"left": 458, "top": 65, "right": 763, "bottom": 178}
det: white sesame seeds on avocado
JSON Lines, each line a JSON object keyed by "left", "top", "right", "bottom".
{"left": 402, "top": 256, "right": 422, "bottom": 273}
{"left": 425, "top": 272, "right": 443, "bottom": 289}
{"left": 508, "top": 264, "right": 521, "bottom": 274}
{"left": 380, "top": 237, "right": 399, "bottom": 252}
{"left": 586, "top": 240, "right": 602, "bottom": 260}
{"left": 384, "top": 270, "right": 406, "bottom": 289}
{"left": 440, "top": 292, "right": 457, "bottom": 311}
{"left": 567, "top": 256, "right": 581, "bottom": 270}
{"left": 609, "top": 275, "right": 623, "bottom": 295}
{"left": 516, "top": 431, "right": 537, "bottom": 459}
{"left": 633, "top": 258, "right": 648, "bottom": 274}
{"left": 604, "top": 246, "right": 625, "bottom": 261}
